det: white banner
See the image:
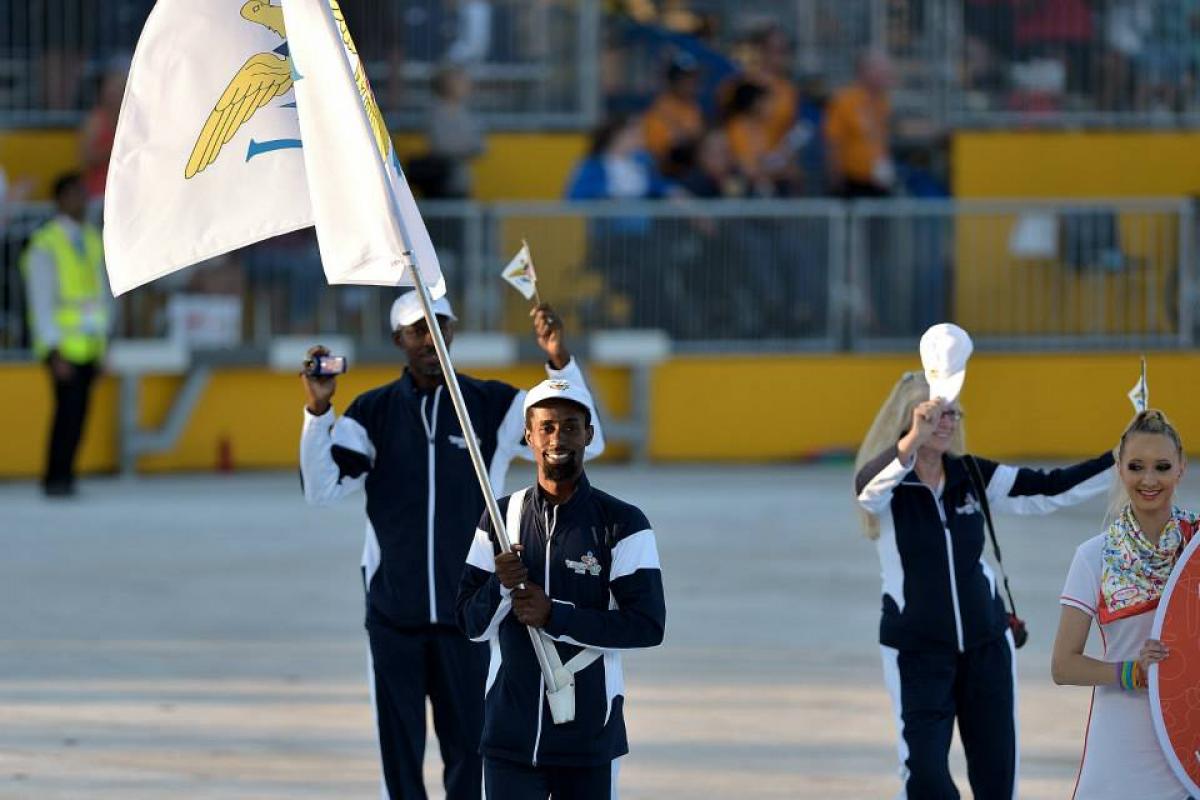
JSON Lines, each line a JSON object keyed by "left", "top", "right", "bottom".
{"left": 282, "top": 0, "right": 443, "bottom": 292}
{"left": 104, "top": 0, "right": 444, "bottom": 297}
{"left": 104, "top": 0, "right": 312, "bottom": 296}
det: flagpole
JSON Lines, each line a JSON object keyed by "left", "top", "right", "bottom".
{"left": 399, "top": 250, "right": 559, "bottom": 692}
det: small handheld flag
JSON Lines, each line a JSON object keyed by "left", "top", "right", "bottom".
{"left": 501, "top": 239, "right": 540, "bottom": 304}
{"left": 1128, "top": 356, "right": 1149, "bottom": 414}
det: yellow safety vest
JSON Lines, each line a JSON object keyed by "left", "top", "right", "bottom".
{"left": 21, "top": 219, "right": 108, "bottom": 363}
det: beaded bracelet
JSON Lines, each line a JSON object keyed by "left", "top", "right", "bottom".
{"left": 1117, "top": 660, "right": 1146, "bottom": 691}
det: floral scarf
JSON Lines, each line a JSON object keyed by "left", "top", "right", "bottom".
{"left": 1098, "top": 504, "right": 1197, "bottom": 624}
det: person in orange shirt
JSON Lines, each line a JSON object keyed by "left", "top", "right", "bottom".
{"left": 824, "top": 50, "right": 895, "bottom": 198}
{"left": 723, "top": 80, "right": 800, "bottom": 197}
{"left": 748, "top": 24, "right": 799, "bottom": 149}
{"left": 642, "top": 56, "right": 705, "bottom": 175}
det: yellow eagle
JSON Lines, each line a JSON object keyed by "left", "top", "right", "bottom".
{"left": 185, "top": 0, "right": 390, "bottom": 180}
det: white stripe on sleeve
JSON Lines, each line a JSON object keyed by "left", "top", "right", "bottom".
{"left": 610, "top": 529, "right": 660, "bottom": 581}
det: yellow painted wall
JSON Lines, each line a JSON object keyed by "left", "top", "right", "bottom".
{"left": 0, "top": 129, "right": 79, "bottom": 199}
{"left": 953, "top": 131, "right": 1200, "bottom": 198}
{"left": 1, "top": 129, "right": 586, "bottom": 202}
{"left": 4, "top": 353, "right": 1194, "bottom": 478}
{"left": 646, "top": 352, "right": 1197, "bottom": 462}
{"left": 950, "top": 131, "right": 1195, "bottom": 337}
{"left": 0, "top": 363, "right": 629, "bottom": 478}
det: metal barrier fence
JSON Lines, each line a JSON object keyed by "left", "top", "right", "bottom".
{"left": 0, "top": 0, "right": 601, "bottom": 130}
{"left": 0, "top": 196, "right": 1194, "bottom": 356}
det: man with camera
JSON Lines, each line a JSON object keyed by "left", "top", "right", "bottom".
{"left": 298, "top": 292, "right": 604, "bottom": 800}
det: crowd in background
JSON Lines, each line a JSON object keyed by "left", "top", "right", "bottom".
{"left": 4, "top": 0, "right": 1197, "bottom": 348}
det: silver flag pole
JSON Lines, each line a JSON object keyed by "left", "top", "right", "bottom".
{"left": 400, "top": 250, "right": 559, "bottom": 691}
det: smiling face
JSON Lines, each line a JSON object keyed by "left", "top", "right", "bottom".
{"left": 1119, "top": 432, "right": 1185, "bottom": 517}
{"left": 525, "top": 400, "right": 593, "bottom": 484}
{"left": 920, "top": 402, "right": 963, "bottom": 455}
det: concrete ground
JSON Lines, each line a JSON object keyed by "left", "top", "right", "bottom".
{"left": 3, "top": 463, "right": 1184, "bottom": 799}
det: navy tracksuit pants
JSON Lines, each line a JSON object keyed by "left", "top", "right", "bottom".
{"left": 484, "top": 757, "right": 614, "bottom": 800}
{"left": 881, "top": 632, "right": 1017, "bottom": 800}
{"left": 367, "top": 618, "right": 488, "bottom": 800}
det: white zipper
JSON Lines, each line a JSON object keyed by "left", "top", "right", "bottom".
{"left": 531, "top": 503, "right": 559, "bottom": 765}
{"left": 420, "top": 388, "right": 442, "bottom": 625}
{"left": 919, "top": 481, "right": 965, "bottom": 652}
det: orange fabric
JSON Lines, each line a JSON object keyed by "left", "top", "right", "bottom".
{"left": 642, "top": 94, "right": 704, "bottom": 160}
{"left": 717, "top": 73, "right": 797, "bottom": 148}
{"left": 724, "top": 116, "right": 769, "bottom": 179}
{"left": 823, "top": 84, "right": 890, "bottom": 184}
{"left": 762, "top": 74, "right": 798, "bottom": 147}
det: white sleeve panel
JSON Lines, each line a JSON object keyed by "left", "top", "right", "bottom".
{"left": 857, "top": 456, "right": 914, "bottom": 515}
{"left": 299, "top": 406, "right": 367, "bottom": 507}
{"left": 985, "top": 464, "right": 1019, "bottom": 507}
{"left": 489, "top": 393, "right": 527, "bottom": 492}
{"left": 610, "top": 529, "right": 660, "bottom": 581}
{"left": 991, "top": 469, "right": 1111, "bottom": 516}
{"left": 331, "top": 414, "right": 376, "bottom": 462}
{"left": 465, "top": 529, "right": 513, "bottom": 641}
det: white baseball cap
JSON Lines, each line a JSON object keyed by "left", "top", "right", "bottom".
{"left": 523, "top": 378, "right": 595, "bottom": 423}
{"left": 389, "top": 291, "right": 457, "bottom": 331}
{"left": 919, "top": 323, "right": 973, "bottom": 403}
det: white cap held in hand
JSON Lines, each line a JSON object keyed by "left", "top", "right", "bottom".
{"left": 919, "top": 323, "right": 973, "bottom": 403}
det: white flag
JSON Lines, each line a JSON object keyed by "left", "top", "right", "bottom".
{"left": 104, "top": 0, "right": 444, "bottom": 297}
{"left": 104, "top": 0, "right": 313, "bottom": 296}
{"left": 1128, "top": 357, "right": 1149, "bottom": 414}
{"left": 500, "top": 241, "right": 538, "bottom": 300}
{"left": 282, "top": 0, "right": 443, "bottom": 292}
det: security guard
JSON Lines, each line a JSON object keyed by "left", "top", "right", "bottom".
{"left": 22, "top": 172, "right": 110, "bottom": 497}
{"left": 458, "top": 378, "right": 665, "bottom": 799}
{"left": 299, "top": 292, "right": 604, "bottom": 800}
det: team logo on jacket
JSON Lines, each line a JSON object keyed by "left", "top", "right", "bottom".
{"left": 566, "top": 551, "right": 602, "bottom": 577}
{"left": 956, "top": 493, "right": 982, "bottom": 516}
{"left": 548, "top": 380, "right": 570, "bottom": 390}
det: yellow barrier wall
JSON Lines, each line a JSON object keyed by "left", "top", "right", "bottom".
{"left": 953, "top": 132, "right": 1200, "bottom": 198}
{"left": 0, "top": 363, "right": 629, "bottom": 478}
{"left": 3, "top": 353, "right": 1193, "bottom": 478}
{"left": 950, "top": 131, "right": 1193, "bottom": 338}
{"left": 646, "top": 352, "right": 1198, "bottom": 461}
{"left": 1, "top": 130, "right": 587, "bottom": 202}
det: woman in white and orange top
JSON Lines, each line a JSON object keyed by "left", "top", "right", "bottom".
{"left": 1053, "top": 409, "right": 1196, "bottom": 800}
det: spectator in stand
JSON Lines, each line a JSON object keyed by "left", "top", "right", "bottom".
{"left": 80, "top": 66, "right": 127, "bottom": 203}
{"left": 427, "top": 64, "right": 486, "bottom": 199}
{"left": 723, "top": 80, "right": 801, "bottom": 197}
{"left": 677, "top": 130, "right": 743, "bottom": 199}
{"left": 745, "top": 24, "right": 799, "bottom": 150}
{"left": 565, "top": 115, "right": 678, "bottom": 326}
{"left": 642, "top": 55, "right": 705, "bottom": 177}
{"left": 824, "top": 50, "right": 895, "bottom": 198}
{"left": 1011, "top": 0, "right": 1093, "bottom": 106}
{"left": 565, "top": 115, "right": 674, "bottom": 203}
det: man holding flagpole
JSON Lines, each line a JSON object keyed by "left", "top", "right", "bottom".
{"left": 299, "top": 293, "right": 605, "bottom": 799}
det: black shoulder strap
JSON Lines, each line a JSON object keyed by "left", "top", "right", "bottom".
{"left": 963, "top": 455, "right": 1021, "bottom": 618}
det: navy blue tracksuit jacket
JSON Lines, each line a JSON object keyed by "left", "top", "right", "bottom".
{"left": 457, "top": 474, "right": 666, "bottom": 767}
{"left": 855, "top": 447, "right": 1114, "bottom": 652}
